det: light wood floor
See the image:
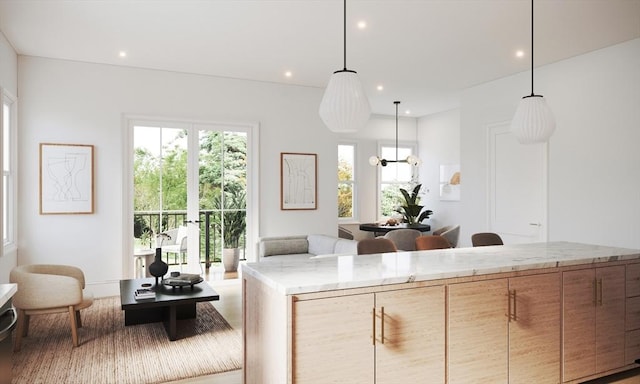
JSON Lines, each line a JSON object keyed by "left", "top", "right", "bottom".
{"left": 168, "top": 266, "right": 242, "bottom": 384}
{"left": 168, "top": 266, "right": 640, "bottom": 384}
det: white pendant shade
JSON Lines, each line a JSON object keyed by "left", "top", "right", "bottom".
{"left": 510, "top": 96, "right": 556, "bottom": 144}
{"left": 319, "top": 71, "right": 371, "bottom": 133}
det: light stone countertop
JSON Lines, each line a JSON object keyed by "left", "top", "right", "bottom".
{"left": 0, "top": 283, "right": 17, "bottom": 307}
{"left": 241, "top": 241, "right": 640, "bottom": 295}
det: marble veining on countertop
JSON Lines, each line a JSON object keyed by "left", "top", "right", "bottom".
{"left": 241, "top": 242, "right": 640, "bottom": 295}
{"left": 0, "top": 283, "right": 17, "bottom": 307}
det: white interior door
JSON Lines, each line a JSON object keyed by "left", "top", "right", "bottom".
{"left": 488, "top": 122, "right": 547, "bottom": 243}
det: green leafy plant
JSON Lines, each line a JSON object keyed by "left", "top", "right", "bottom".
{"left": 222, "top": 191, "right": 246, "bottom": 249}
{"left": 395, "top": 184, "right": 433, "bottom": 225}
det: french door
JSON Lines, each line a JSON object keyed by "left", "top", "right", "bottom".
{"left": 126, "top": 117, "right": 257, "bottom": 277}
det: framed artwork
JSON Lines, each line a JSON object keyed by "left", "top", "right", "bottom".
{"left": 281, "top": 152, "right": 317, "bottom": 210}
{"left": 40, "top": 143, "right": 94, "bottom": 214}
{"left": 440, "top": 164, "right": 461, "bottom": 201}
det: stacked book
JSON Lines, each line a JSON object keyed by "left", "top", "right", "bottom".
{"left": 134, "top": 288, "right": 156, "bottom": 300}
{"left": 163, "top": 273, "right": 202, "bottom": 286}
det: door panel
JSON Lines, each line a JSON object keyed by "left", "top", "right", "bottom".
{"left": 488, "top": 122, "right": 546, "bottom": 243}
{"left": 376, "top": 286, "right": 445, "bottom": 384}
{"left": 563, "top": 269, "right": 596, "bottom": 382}
{"left": 293, "top": 295, "right": 374, "bottom": 384}
{"left": 448, "top": 279, "right": 509, "bottom": 383}
{"left": 509, "top": 273, "right": 561, "bottom": 383}
{"left": 596, "top": 266, "right": 625, "bottom": 373}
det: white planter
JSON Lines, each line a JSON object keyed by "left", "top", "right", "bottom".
{"left": 222, "top": 248, "right": 240, "bottom": 272}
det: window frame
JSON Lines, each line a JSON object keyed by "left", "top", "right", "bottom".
{"left": 375, "top": 140, "right": 419, "bottom": 220}
{"left": 338, "top": 142, "right": 358, "bottom": 223}
{"left": 2, "top": 88, "right": 17, "bottom": 253}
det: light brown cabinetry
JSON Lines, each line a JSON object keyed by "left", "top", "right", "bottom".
{"left": 625, "top": 263, "right": 640, "bottom": 364}
{"left": 293, "top": 286, "right": 445, "bottom": 384}
{"left": 562, "top": 266, "right": 626, "bottom": 382}
{"left": 448, "top": 273, "right": 560, "bottom": 384}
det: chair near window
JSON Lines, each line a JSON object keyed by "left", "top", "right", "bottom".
{"left": 357, "top": 238, "right": 398, "bottom": 255}
{"left": 415, "top": 235, "right": 452, "bottom": 250}
{"left": 156, "top": 226, "right": 188, "bottom": 265}
{"left": 9, "top": 264, "right": 94, "bottom": 351}
{"left": 383, "top": 229, "right": 422, "bottom": 251}
{"left": 471, "top": 232, "right": 504, "bottom": 247}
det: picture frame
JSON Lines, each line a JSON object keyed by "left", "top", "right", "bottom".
{"left": 439, "top": 164, "right": 461, "bottom": 201}
{"left": 281, "top": 152, "right": 317, "bottom": 210}
{"left": 40, "top": 143, "right": 94, "bottom": 214}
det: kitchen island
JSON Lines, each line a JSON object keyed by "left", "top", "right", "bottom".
{"left": 242, "top": 242, "right": 640, "bottom": 384}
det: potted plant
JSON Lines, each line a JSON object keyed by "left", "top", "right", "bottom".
{"left": 221, "top": 192, "right": 246, "bottom": 272}
{"left": 395, "top": 184, "right": 433, "bottom": 225}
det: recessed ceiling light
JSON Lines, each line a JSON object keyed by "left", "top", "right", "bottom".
{"left": 376, "top": 85, "right": 384, "bottom": 91}
{"left": 405, "top": 110, "right": 411, "bottom": 115}
{"left": 118, "top": 51, "right": 127, "bottom": 58}
{"left": 357, "top": 21, "right": 367, "bottom": 29}
{"left": 515, "top": 50, "right": 525, "bottom": 58}
{"left": 284, "top": 71, "right": 292, "bottom": 78}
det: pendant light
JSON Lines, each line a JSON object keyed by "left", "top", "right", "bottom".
{"left": 369, "top": 101, "right": 420, "bottom": 167}
{"left": 510, "top": 0, "right": 556, "bottom": 144}
{"left": 319, "top": 0, "right": 371, "bottom": 133}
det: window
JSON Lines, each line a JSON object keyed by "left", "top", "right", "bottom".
{"left": 378, "top": 143, "right": 418, "bottom": 218}
{"left": 338, "top": 144, "right": 356, "bottom": 220}
{"left": 2, "top": 90, "right": 16, "bottom": 250}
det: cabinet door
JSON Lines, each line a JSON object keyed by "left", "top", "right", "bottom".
{"left": 375, "top": 286, "right": 445, "bottom": 384}
{"left": 627, "top": 263, "right": 640, "bottom": 298}
{"left": 448, "top": 279, "right": 508, "bottom": 383}
{"left": 509, "top": 273, "right": 560, "bottom": 384}
{"left": 293, "top": 294, "right": 374, "bottom": 384}
{"left": 596, "top": 266, "right": 625, "bottom": 373}
{"left": 563, "top": 269, "right": 596, "bottom": 382}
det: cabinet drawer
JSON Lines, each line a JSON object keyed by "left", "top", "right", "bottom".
{"left": 626, "top": 329, "right": 640, "bottom": 365}
{"left": 627, "top": 264, "right": 640, "bottom": 298}
{"left": 627, "top": 297, "right": 640, "bottom": 331}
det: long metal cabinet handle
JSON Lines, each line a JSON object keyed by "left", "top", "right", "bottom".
{"left": 507, "top": 290, "right": 517, "bottom": 322}
{"left": 512, "top": 290, "right": 517, "bottom": 321}
{"left": 597, "top": 279, "right": 603, "bottom": 306}
{"left": 372, "top": 307, "right": 376, "bottom": 346}
{"left": 380, "top": 306, "right": 385, "bottom": 345}
{"left": 593, "top": 279, "right": 598, "bottom": 306}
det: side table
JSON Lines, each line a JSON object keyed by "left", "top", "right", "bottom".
{"left": 133, "top": 249, "right": 155, "bottom": 278}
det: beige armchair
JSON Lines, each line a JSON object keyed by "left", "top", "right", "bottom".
{"left": 9, "top": 264, "right": 94, "bottom": 351}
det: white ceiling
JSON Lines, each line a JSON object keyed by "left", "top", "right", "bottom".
{"left": 0, "top": 0, "right": 638, "bottom": 117}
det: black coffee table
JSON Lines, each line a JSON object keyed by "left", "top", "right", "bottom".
{"left": 119, "top": 278, "right": 219, "bottom": 341}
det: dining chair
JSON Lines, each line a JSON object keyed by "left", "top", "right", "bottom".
{"left": 357, "top": 238, "right": 398, "bottom": 255}
{"left": 415, "top": 235, "right": 452, "bottom": 250}
{"left": 432, "top": 225, "right": 460, "bottom": 248}
{"left": 471, "top": 232, "right": 504, "bottom": 247}
{"left": 383, "top": 229, "right": 422, "bottom": 251}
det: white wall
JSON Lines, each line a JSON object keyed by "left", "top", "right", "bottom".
{"left": 460, "top": 38, "right": 640, "bottom": 248}
{"left": 417, "top": 109, "right": 461, "bottom": 233}
{"left": 18, "top": 56, "right": 391, "bottom": 294}
{"left": 0, "top": 31, "right": 18, "bottom": 283}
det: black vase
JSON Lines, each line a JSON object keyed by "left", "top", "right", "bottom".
{"left": 149, "top": 247, "right": 168, "bottom": 286}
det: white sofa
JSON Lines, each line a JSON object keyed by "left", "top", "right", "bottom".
{"left": 258, "top": 234, "right": 358, "bottom": 262}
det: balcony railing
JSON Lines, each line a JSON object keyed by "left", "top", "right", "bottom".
{"left": 134, "top": 210, "right": 246, "bottom": 269}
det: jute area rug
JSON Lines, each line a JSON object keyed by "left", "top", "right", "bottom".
{"left": 12, "top": 296, "right": 242, "bottom": 384}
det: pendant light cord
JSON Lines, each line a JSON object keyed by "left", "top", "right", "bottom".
{"left": 343, "top": 0, "right": 347, "bottom": 70}
{"left": 395, "top": 101, "right": 399, "bottom": 161}
{"left": 530, "top": 0, "right": 535, "bottom": 96}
